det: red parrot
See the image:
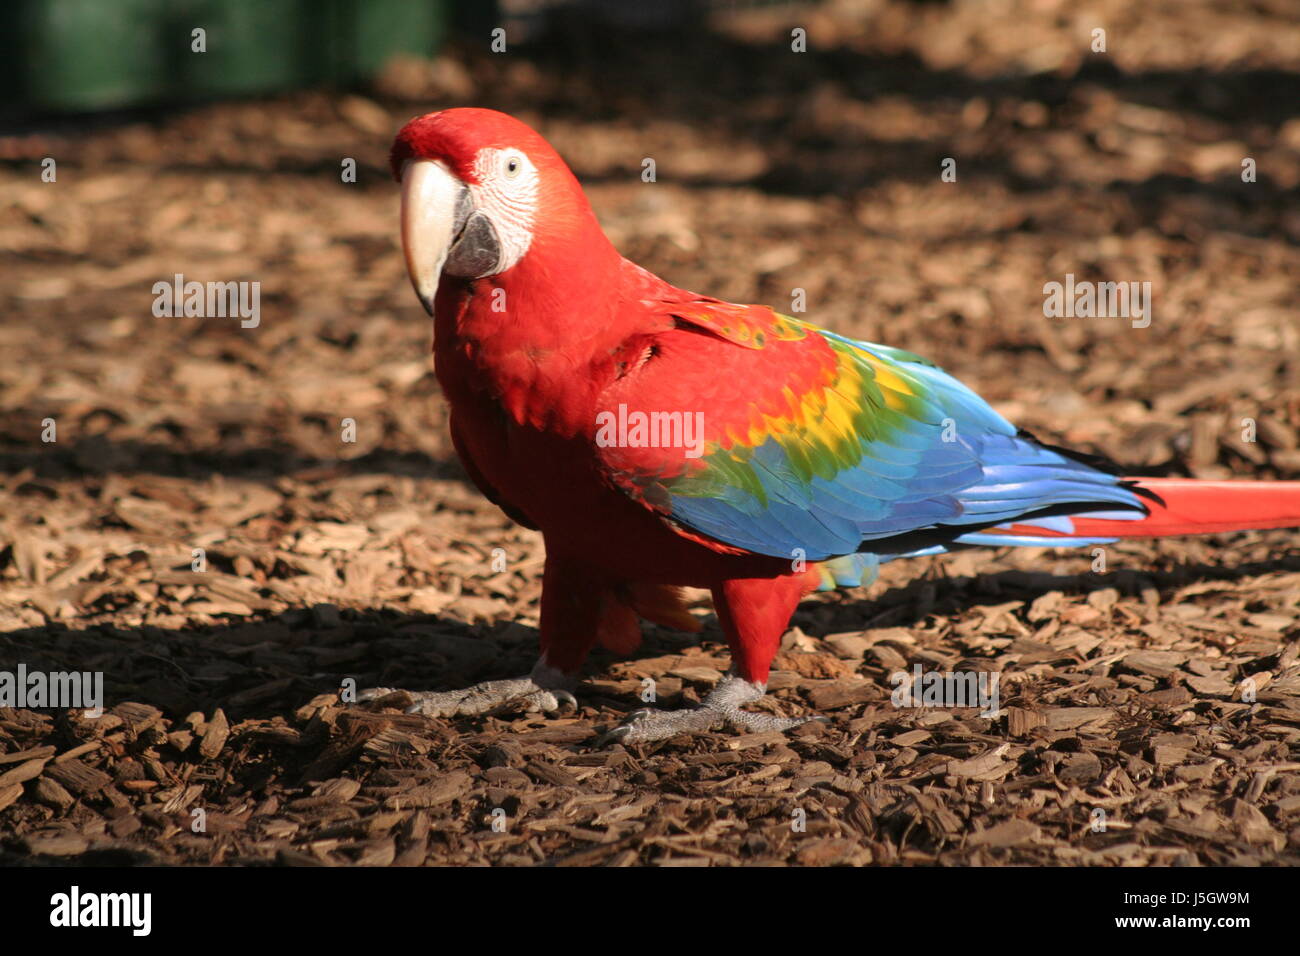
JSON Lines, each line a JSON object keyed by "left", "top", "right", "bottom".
{"left": 361, "top": 107, "right": 1300, "bottom": 742}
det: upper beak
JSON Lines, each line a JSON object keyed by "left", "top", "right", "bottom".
{"left": 400, "top": 158, "right": 468, "bottom": 315}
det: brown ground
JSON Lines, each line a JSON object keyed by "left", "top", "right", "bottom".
{"left": 1, "top": 0, "right": 1299, "bottom": 866}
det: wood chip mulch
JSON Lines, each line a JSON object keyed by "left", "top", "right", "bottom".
{"left": 1, "top": 0, "right": 1299, "bottom": 865}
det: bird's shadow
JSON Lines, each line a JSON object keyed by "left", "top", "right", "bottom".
{"left": 3, "top": 545, "right": 1296, "bottom": 733}
{"left": 807, "top": 547, "right": 1300, "bottom": 634}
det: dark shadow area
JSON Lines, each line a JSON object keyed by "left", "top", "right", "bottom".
{"left": 508, "top": 16, "right": 1300, "bottom": 127}
{"left": 3, "top": 546, "right": 1295, "bottom": 731}
{"left": 820, "top": 547, "right": 1300, "bottom": 632}
{"left": 0, "top": 438, "right": 467, "bottom": 484}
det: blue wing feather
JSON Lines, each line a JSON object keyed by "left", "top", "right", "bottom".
{"left": 661, "top": 330, "right": 1145, "bottom": 562}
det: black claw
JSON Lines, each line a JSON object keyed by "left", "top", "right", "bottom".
{"left": 596, "top": 726, "right": 633, "bottom": 747}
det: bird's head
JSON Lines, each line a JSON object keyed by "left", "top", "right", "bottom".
{"left": 391, "top": 108, "right": 605, "bottom": 315}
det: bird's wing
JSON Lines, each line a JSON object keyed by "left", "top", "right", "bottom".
{"left": 594, "top": 297, "right": 1146, "bottom": 561}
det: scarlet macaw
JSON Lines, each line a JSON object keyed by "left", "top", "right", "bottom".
{"left": 362, "top": 108, "right": 1300, "bottom": 742}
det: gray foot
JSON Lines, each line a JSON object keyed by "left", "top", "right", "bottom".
{"left": 602, "top": 672, "right": 823, "bottom": 744}
{"left": 358, "top": 661, "right": 576, "bottom": 717}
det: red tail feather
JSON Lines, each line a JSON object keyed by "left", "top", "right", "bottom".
{"left": 1069, "top": 479, "right": 1300, "bottom": 538}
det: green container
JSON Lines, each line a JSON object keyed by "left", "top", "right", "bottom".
{"left": 0, "top": 0, "right": 446, "bottom": 115}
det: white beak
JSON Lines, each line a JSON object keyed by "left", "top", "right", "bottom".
{"left": 400, "top": 158, "right": 465, "bottom": 315}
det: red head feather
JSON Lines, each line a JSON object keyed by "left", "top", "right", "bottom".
{"left": 390, "top": 108, "right": 559, "bottom": 183}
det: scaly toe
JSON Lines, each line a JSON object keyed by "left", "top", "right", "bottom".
{"left": 356, "top": 686, "right": 404, "bottom": 704}
{"left": 518, "top": 687, "right": 577, "bottom": 714}
{"left": 724, "top": 709, "right": 827, "bottom": 734}
{"left": 357, "top": 676, "right": 576, "bottom": 719}
{"left": 603, "top": 702, "right": 825, "bottom": 745}
{"left": 601, "top": 705, "right": 724, "bottom": 745}
{"left": 402, "top": 689, "right": 472, "bottom": 717}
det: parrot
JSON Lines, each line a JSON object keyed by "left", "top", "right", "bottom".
{"left": 360, "top": 107, "right": 1300, "bottom": 743}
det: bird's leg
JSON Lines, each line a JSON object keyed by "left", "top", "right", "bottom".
{"left": 358, "top": 658, "right": 578, "bottom": 717}
{"left": 605, "top": 573, "right": 820, "bottom": 744}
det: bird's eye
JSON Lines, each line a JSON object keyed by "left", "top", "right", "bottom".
{"left": 503, "top": 154, "right": 522, "bottom": 178}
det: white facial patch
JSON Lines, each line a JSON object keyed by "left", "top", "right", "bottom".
{"left": 469, "top": 147, "right": 539, "bottom": 274}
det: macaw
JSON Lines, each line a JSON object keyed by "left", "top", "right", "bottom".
{"left": 361, "top": 107, "right": 1300, "bottom": 742}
